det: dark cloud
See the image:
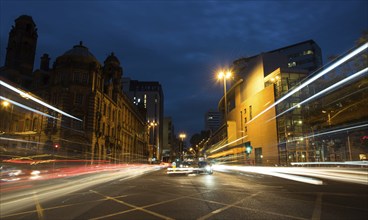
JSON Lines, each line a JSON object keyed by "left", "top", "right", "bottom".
{"left": 1, "top": 0, "right": 367, "bottom": 137}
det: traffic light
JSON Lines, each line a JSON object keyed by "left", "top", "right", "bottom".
{"left": 54, "top": 144, "right": 59, "bottom": 149}
{"left": 245, "top": 142, "right": 252, "bottom": 154}
{"left": 246, "top": 146, "right": 252, "bottom": 154}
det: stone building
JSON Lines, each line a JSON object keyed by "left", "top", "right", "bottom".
{"left": 0, "top": 15, "right": 149, "bottom": 163}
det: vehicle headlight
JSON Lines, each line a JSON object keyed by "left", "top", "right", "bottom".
{"left": 9, "top": 170, "right": 22, "bottom": 176}
{"left": 205, "top": 165, "right": 211, "bottom": 172}
{"left": 31, "top": 170, "right": 40, "bottom": 175}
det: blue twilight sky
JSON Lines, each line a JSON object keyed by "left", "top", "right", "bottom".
{"left": 0, "top": 0, "right": 367, "bottom": 138}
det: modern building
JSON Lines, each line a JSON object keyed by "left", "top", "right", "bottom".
{"left": 206, "top": 40, "right": 323, "bottom": 165}
{"left": 162, "top": 117, "right": 175, "bottom": 162}
{"left": 122, "top": 78, "right": 164, "bottom": 161}
{"left": 0, "top": 15, "right": 149, "bottom": 163}
{"left": 204, "top": 110, "right": 222, "bottom": 133}
{"left": 268, "top": 39, "right": 323, "bottom": 72}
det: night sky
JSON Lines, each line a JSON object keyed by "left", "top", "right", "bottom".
{"left": 1, "top": 1, "right": 367, "bottom": 138}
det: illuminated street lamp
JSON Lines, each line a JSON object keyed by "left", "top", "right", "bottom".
{"left": 179, "top": 133, "right": 186, "bottom": 161}
{"left": 2, "top": 100, "right": 14, "bottom": 132}
{"left": 217, "top": 70, "right": 232, "bottom": 128}
{"left": 2, "top": 100, "right": 10, "bottom": 107}
{"left": 148, "top": 121, "right": 158, "bottom": 162}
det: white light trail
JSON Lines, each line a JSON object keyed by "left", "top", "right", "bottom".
{"left": 275, "top": 124, "right": 368, "bottom": 146}
{"left": 0, "top": 80, "right": 82, "bottom": 121}
{"left": 210, "top": 135, "right": 247, "bottom": 153}
{"left": 214, "top": 165, "right": 323, "bottom": 185}
{"left": 0, "top": 96, "right": 59, "bottom": 120}
{"left": 247, "top": 42, "right": 368, "bottom": 125}
{"left": 0, "top": 137, "right": 40, "bottom": 144}
{"left": 291, "top": 161, "right": 368, "bottom": 166}
{"left": 0, "top": 165, "right": 158, "bottom": 217}
{"left": 305, "top": 123, "right": 367, "bottom": 139}
{"left": 213, "top": 165, "right": 368, "bottom": 185}
{"left": 271, "top": 67, "right": 368, "bottom": 120}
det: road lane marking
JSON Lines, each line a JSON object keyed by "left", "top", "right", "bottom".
{"left": 32, "top": 192, "right": 44, "bottom": 220}
{"left": 0, "top": 195, "right": 111, "bottom": 218}
{"left": 312, "top": 193, "right": 322, "bottom": 220}
{"left": 89, "top": 190, "right": 174, "bottom": 220}
{"left": 197, "top": 192, "right": 261, "bottom": 220}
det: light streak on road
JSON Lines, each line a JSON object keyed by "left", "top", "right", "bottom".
{"left": 0, "top": 96, "right": 59, "bottom": 120}
{"left": 291, "top": 161, "right": 368, "bottom": 166}
{"left": 210, "top": 135, "right": 247, "bottom": 153}
{"left": 275, "top": 123, "right": 368, "bottom": 146}
{"left": 213, "top": 165, "right": 368, "bottom": 185}
{"left": 0, "top": 79, "right": 82, "bottom": 121}
{"left": 270, "top": 67, "right": 368, "bottom": 120}
{"left": 304, "top": 123, "right": 368, "bottom": 139}
{"left": 247, "top": 42, "right": 368, "bottom": 125}
{"left": 0, "top": 137, "right": 40, "bottom": 145}
{"left": 0, "top": 165, "right": 160, "bottom": 217}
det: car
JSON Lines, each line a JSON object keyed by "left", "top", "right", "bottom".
{"left": 195, "top": 161, "right": 213, "bottom": 174}
{"left": 167, "top": 161, "right": 195, "bottom": 174}
{"left": 0, "top": 163, "right": 44, "bottom": 182}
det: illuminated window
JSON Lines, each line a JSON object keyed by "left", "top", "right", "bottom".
{"left": 288, "top": 62, "right": 297, "bottom": 67}
{"left": 303, "top": 50, "right": 314, "bottom": 55}
{"left": 249, "top": 105, "right": 253, "bottom": 120}
{"left": 144, "top": 94, "right": 147, "bottom": 108}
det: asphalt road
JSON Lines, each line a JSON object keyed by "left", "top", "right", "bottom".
{"left": 1, "top": 167, "right": 367, "bottom": 220}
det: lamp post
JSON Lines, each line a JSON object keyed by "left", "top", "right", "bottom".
{"left": 148, "top": 121, "right": 158, "bottom": 162}
{"left": 217, "top": 70, "right": 232, "bottom": 128}
{"left": 2, "top": 100, "right": 14, "bottom": 133}
{"left": 179, "top": 133, "right": 186, "bottom": 161}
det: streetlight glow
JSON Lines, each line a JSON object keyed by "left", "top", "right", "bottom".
{"left": 217, "top": 70, "right": 232, "bottom": 80}
{"left": 2, "top": 100, "right": 10, "bottom": 107}
{"left": 225, "top": 70, "right": 232, "bottom": 79}
{"left": 179, "top": 133, "right": 186, "bottom": 140}
{"left": 216, "top": 69, "right": 233, "bottom": 130}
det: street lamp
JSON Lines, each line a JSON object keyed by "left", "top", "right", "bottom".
{"left": 2, "top": 100, "right": 10, "bottom": 107}
{"left": 148, "top": 121, "right": 158, "bottom": 163}
{"left": 217, "top": 70, "right": 232, "bottom": 128}
{"left": 179, "top": 133, "right": 186, "bottom": 161}
{"left": 2, "top": 100, "right": 14, "bottom": 132}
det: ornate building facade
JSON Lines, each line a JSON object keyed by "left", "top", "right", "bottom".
{"left": 0, "top": 15, "right": 149, "bottom": 163}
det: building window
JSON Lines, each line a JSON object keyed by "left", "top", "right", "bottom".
{"left": 144, "top": 94, "right": 147, "bottom": 108}
{"left": 303, "top": 50, "right": 314, "bottom": 55}
{"left": 80, "top": 72, "right": 88, "bottom": 84}
{"left": 73, "top": 71, "right": 80, "bottom": 83}
{"left": 25, "top": 118, "right": 30, "bottom": 131}
{"left": 249, "top": 105, "right": 253, "bottom": 120}
{"left": 288, "top": 62, "right": 297, "bottom": 67}
{"left": 96, "top": 97, "right": 100, "bottom": 110}
{"left": 72, "top": 118, "right": 83, "bottom": 130}
{"left": 75, "top": 93, "right": 83, "bottom": 105}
